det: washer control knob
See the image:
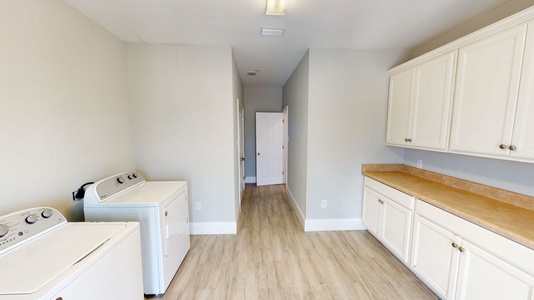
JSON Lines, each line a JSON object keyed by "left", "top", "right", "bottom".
{"left": 41, "top": 209, "right": 53, "bottom": 219}
{"left": 0, "top": 224, "right": 9, "bottom": 238}
{"left": 25, "top": 215, "right": 38, "bottom": 224}
{"left": 117, "top": 177, "right": 124, "bottom": 184}
{"left": 128, "top": 174, "right": 133, "bottom": 180}
{"left": 132, "top": 173, "right": 138, "bottom": 178}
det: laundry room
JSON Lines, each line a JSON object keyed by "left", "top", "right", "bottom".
{"left": 3, "top": 0, "right": 534, "bottom": 299}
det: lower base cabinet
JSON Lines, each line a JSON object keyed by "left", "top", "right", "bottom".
{"left": 362, "top": 177, "right": 534, "bottom": 300}
{"left": 362, "top": 178, "right": 414, "bottom": 264}
{"left": 411, "top": 200, "right": 534, "bottom": 300}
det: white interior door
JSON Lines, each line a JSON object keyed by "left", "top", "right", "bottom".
{"left": 256, "top": 112, "right": 284, "bottom": 186}
{"left": 237, "top": 99, "right": 245, "bottom": 209}
{"left": 239, "top": 105, "right": 245, "bottom": 192}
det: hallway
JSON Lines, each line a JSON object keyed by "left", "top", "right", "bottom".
{"left": 159, "top": 184, "right": 436, "bottom": 299}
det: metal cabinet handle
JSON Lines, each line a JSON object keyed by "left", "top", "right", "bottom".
{"left": 499, "top": 144, "right": 507, "bottom": 149}
{"left": 458, "top": 246, "right": 465, "bottom": 253}
{"left": 452, "top": 242, "right": 458, "bottom": 248}
{"left": 509, "top": 145, "right": 517, "bottom": 151}
{"left": 404, "top": 138, "right": 413, "bottom": 142}
{"left": 378, "top": 199, "right": 384, "bottom": 204}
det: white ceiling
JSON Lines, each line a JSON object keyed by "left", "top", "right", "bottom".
{"left": 64, "top": 0, "right": 510, "bottom": 87}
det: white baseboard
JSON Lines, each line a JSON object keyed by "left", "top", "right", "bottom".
{"left": 304, "top": 218, "right": 366, "bottom": 232}
{"left": 190, "top": 222, "right": 237, "bottom": 235}
{"left": 245, "top": 176, "right": 256, "bottom": 183}
{"left": 285, "top": 187, "right": 305, "bottom": 230}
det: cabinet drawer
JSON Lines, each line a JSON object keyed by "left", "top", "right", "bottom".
{"left": 364, "top": 177, "right": 414, "bottom": 210}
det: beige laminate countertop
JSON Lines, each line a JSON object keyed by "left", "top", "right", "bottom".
{"left": 364, "top": 170, "right": 534, "bottom": 251}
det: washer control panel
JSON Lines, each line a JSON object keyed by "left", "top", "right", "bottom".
{"left": 94, "top": 172, "right": 144, "bottom": 201}
{"left": 0, "top": 207, "right": 66, "bottom": 254}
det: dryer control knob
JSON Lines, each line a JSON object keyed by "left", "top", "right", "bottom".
{"left": 41, "top": 209, "right": 53, "bottom": 219}
{"left": 0, "top": 224, "right": 9, "bottom": 238}
{"left": 25, "top": 215, "right": 38, "bottom": 224}
{"left": 117, "top": 177, "right": 124, "bottom": 184}
{"left": 132, "top": 173, "right": 138, "bottom": 178}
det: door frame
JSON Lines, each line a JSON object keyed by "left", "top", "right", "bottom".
{"left": 283, "top": 106, "right": 288, "bottom": 184}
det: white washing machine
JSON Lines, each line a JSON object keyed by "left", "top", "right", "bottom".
{"left": 0, "top": 207, "right": 143, "bottom": 299}
{"left": 83, "top": 171, "right": 190, "bottom": 295}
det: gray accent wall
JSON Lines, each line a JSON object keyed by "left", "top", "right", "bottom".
{"left": 283, "top": 51, "right": 310, "bottom": 218}
{"left": 404, "top": 150, "right": 534, "bottom": 197}
{"left": 305, "top": 49, "right": 405, "bottom": 220}
{"left": 283, "top": 49, "right": 408, "bottom": 222}
{"left": 243, "top": 87, "right": 283, "bottom": 178}
{"left": 0, "top": 0, "right": 135, "bottom": 221}
{"left": 128, "top": 44, "right": 238, "bottom": 224}
{"left": 411, "top": 0, "right": 534, "bottom": 58}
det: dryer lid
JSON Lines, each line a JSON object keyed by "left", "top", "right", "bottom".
{"left": 101, "top": 182, "right": 187, "bottom": 206}
{"left": 0, "top": 223, "right": 127, "bottom": 295}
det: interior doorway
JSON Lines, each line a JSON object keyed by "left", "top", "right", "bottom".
{"left": 256, "top": 112, "right": 284, "bottom": 186}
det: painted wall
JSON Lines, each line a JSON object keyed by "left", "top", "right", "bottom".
{"left": 404, "top": 1, "right": 534, "bottom": 198}
{"left": 127, "top": 44, "right": 237, "bottom": 230}
{"left": 411, "top": 0, "right": 534, "bottom": 57}
{"left": 282, "top": 51, "right": 310, "bottom": 220}
{"left": 243, "top": 87, "right": 283, "bottom": 180}
{"left": 0, "top": 0, "right": 134, "bottom": 221}
{"left": 404, "top": 150, "right": 534, "bottom": 197}
{"left": 305, "top": 49, "right": 406, "bottom": 221}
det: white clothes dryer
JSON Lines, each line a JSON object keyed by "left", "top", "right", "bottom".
{"left": 0, "top": 207, "right": 143, "bottom": 299}
{"left": 83, "top": 171, "right": 190, "bottom": 295}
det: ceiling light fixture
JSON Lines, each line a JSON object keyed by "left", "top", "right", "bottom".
{"left": 265, "top": 0, "right": 288, "bottom": 16}
{"left": 260, "top": 27, "right": 285, "bottom": 37}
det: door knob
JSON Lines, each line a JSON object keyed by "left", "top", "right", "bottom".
{"left": 241, "top": 157, "right": 245, "bottom": 161}
{"left": 509, "top": 145, "right": 517, "bottom": 151}
{"left": 499, "top": 144, "right": 507, "bottom": 149}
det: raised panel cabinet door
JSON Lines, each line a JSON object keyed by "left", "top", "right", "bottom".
{"left": 410, "top": 215, "right": 461, "bottom": 300}
{"left": 511, "top": 21, "right": 534, "bottom": 162}
{"left": 410, "top": 51, "right": 456, "bottom": 151}
{"left": 380, "top": 197, "right": 413, "bottom": 264}
{"left": 450, "top": 24, "right": 527, "bottom": 157}
{"left": 455, "top": 240, "right": 534, "bottom": 300}
{"left": 362, "top": 187, "right": 382, "bottom": 238}
{"left": 386, "top": 68, "right": 414, "bottom": 146}
{"left": 256, "top": 112, "right": 284, "bottom": 186}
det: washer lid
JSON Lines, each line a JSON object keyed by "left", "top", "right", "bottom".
{"left": 101, "top": 181, "right": 187, "bottom": 206}
{"left": 0, "top": 223, "right": 127, "bottom": 295}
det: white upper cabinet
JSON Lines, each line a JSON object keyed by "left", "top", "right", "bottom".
{"left": 386, "top": 51, "right": 456, "bottom": 151}
{"left": 510, "top": 21, "right": 534, "bottom": 161}
{"left": 449, "top": 24, "right": 528, "bottom": 158}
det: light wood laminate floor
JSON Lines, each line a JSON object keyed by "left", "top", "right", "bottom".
{"left": 148, "top": 184, "right": 437, "bottom": 300}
